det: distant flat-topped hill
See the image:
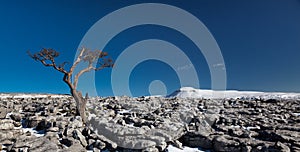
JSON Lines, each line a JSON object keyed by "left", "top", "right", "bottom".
{"left": 168, "top": 87, "right": 300, "bottom": 99}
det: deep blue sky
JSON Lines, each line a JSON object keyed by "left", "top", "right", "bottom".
{"left": 0, "top": 0, "right": 300, "bottom": 96}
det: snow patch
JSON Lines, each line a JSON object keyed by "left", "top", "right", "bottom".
{"left": 242, "top": 126, "right": 261, "bottom": 131}
{"left": 293, "top": 113, "right": 300, "bottom": 116}
{"left": 0, "top": 93, "right": 70, "bottom": 99}
{"left": 166, "top": 145, "right": 209, "bottom": 152}
{"left": 168, "top": 87, "right": 300, "bottom": 99}
{"left": 118, "top": 109, "right": 131, "bottom": 114}
{"left": 22, "top": 128, "right": 45, "bottom": 137}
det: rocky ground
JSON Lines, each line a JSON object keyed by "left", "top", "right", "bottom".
{"left": 0, "top": 95, "right": 299, "bottom": 152}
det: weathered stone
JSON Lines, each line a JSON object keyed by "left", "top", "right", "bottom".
{"left": 93, "top": 139, "right": 106, "bottom": 150}
{"left": 0, "top": 107, "right": 8, "bottom": 119}
{"left": 157, "top": 141, "right": 167, "bottom": 151}
{"left": 5, "top": 144, "right": 14, "bottom": 152}
{"left": 64, "top": 127, "right": 74, "bottom": 137}
{"left": 23, "top": 116, "right": 42, "bottom": 128}
{"left": 88, "top": 138, "right": 95, "bottom": 145}
{"left": 93, "top": 147, "right": 101, "bottom": 152}
{"left": 73, "top": 129, "right": 87, "bottom": 147}
{"left": 45, "top": 132, "right": 59, "bottom": 144}
{"left": 275, "top": 130, "right": 300, "bottom": 143}
{"left": 179, "top": 112, "right": 194, "bottom": 124}
{"left": 275, "top": 141, "right": 290, "bottom": 152}
{"left": 241, "top": 145, "right": 252, "bottom": 152}
{"left": 228, "top": 128, "right": 244, "bottom": 137}
{"left": 67, "top": 142, "right": 86, "bottom": 152}
{"left": 1, "top": 139, "right": 13, "bottom": 146}
{"left": 13, "top": 121, "right": 22, "bottom": 127}
{"left": 251, "top": 144, "right": 269, "bottom": 152}
{"left": 0, "top": 129, "right": 22, "bottom": 142}
{"left": 181, "top": 132, "right": 213, "bottom": 149}
{"left": 142, "top": 146, "right": 159, "bottom": 152}
{"left": 10, "top": 113, "right": 22, "bottom": 122}
{"left": 14, "top": 136, "right": 58, "bottom": 152}
{"left": 49, "top": 106, "right": 57, "bottom": 113}
{"left": 47, "top": 127, "right": 59, "bottom": 132}
{"left": 213, "top": 135, "right": 240, "bottom": 152}
{"left": 60, "top": 137, "right": 73, "bottom": 147}
{"left": 204, "top": 113, "right": 219, "bottom": 126}
{"left": 71, "top": 116, "right": 83, "bottom": 128}
{"left": 173, "top": 140, "right": 183, "bottom": 149}
{"left": 95, "top": 134, "right": 117, "bottom": 149}
{"left": 36, "top": 119, "right": 51, "bottom": 131}
{"left": 1, "top": 94, "right": 300, "bottom": 151}
{"left": 0, "top": 119, "right": 14, "bottom": 130}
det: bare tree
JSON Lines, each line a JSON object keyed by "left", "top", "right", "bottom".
{"left": 28, "top": 48, "right": 114, "bottom": 124}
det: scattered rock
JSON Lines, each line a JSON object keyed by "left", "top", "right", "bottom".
{"left": 275, "top": 141, "right": 290, "bottom": 152}
{"left": 0, "top": 119, "right": 14, "bottom": 130}
{"left": 213, "top": 135, "right": 240, "bottom": 152}
{"left": 181, "top": 132, "right": 213, "bottom": 149}
{"left": 0, "top": 107, "right": 8, "bottom": 119}
{"left": 14, "top": 136, "right": 58, "bottom": 152}
{"left": 67, "top": 142, "right": 86, "bottom": 152}
{"left": 0, "top": 129, "right": 22, "bottom": 142}
{"left": 10, "top": 113, "right": 22, "bottom": 122}
{"left": 60, "top": 137, "right": 73, "bottom": 147}
{"left": 0, "top": 94, "right": 298, "bottom": 151}
{"left": 73, "top": 129, "right": 87, "bottom": 147}
{"left": 93, "top": 139, "right": 106, "bottom": 150}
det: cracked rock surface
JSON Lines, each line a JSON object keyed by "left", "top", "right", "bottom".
{"left": 0, "top": 94, "right": 299, "bottom": 152}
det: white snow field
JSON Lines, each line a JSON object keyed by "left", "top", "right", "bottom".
{"left": 168, "top": 87, "right": 300, "bottom": 100}
{"left": 0, "top": 93, "right": 70, "bottom": 99}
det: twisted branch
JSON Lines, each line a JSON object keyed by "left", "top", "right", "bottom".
{"left": 28, "top": 48, "right": 114, "bottom": 91}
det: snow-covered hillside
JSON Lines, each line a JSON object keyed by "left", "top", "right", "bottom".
{"left": 168, "top": 87, "right": 300, "bottom": 100}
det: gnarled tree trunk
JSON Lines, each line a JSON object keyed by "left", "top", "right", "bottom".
{"left": 71, "top": 89, "right": 87, "bottom": 124}
{"left": 28, "top": 48, "right": 113, "bottom": 126}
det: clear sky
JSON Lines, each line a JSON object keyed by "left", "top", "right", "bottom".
{"left": 0, "top": 0, "right": 300, "bottom": 97}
